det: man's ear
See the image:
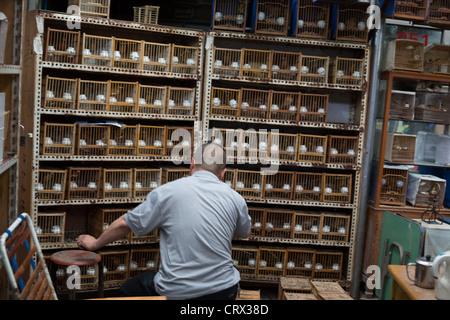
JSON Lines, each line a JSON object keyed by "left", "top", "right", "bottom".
{"left": 218, "top": 168, "right": 226, "bottom": 181}
{"left": 190, "top": 157, "right": 196, "bottom": 173}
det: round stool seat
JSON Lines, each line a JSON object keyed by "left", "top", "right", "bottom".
{"left": 50, "top": 249, "right": 101, "bottom": 266}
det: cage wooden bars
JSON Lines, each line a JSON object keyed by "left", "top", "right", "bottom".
{"left": 41, "top": 123, "right": 76, "bottom": 156}
{"left": 131, "top": 228, "right": 158, "bottom": 241}
{"left": 264, "top": 209, "right": 295, "bottom": 239}
{"left": 52, "top": 261, "right": 99, "bottom": 291}
{"left": 77, "top": 79, "right": 110, "bottom": 111}
{"left": 67, "top": 167, "right": 102, "bottom": 200}
{"left": 331, "top": 57, "right": 364, "bottom": 87}
{"left": 293, "top": 211, "right": 322, "bottom": 240}
{"left": 133, "top": 6, "right": 160, "bottom": 24}
{"left": 239, "top": 88, "right": 270, "bottom": 119}
{"left": 211, "top": 87, "right": 240, "bottom": 117}
{"left": 36, "top": 212, "right": 66, "bottom": 245}
{"left": 428, "top": 0, "right": 450, "bottom": 26}
{"left": 295, "top": 0, "right": 330, "bottom": 39}
{"left": 44, "top": 76, "right": 78, "bottom": 110}
{"left": 298, "top": 134, "right": 328, "bottom": 163}
{"left": 327, "top": 135, "right": 358, "bottom": 165}
{"left": 141, "top": 42, "right": 170, "bottom": 72}
{"left": 112, "top": 38, "right": 142, "bottom": 70}
{"left": 313, "top": 251, "right": 343, "bottom": 280}
{"left": 242, "top": 49, "right": 271, "bottom": 79}
{"left": 166, "top": 87, "right": 196, "bottom": 116}
{"left": 103, "top": 167, "right": 133, "bottom": 199}
{"left": 89, "top": 209, "right": 129, "bottom": 239}
{"left": 299, "top": 55, "right": 329, "bottom": 83}
{"left": 384, "top": 133, "right": 416, "bottom": 162}
{"left": 320, "top": 213, "right": 350, "bottom": 242}
{"left": 107, "top": 125, "right": 137, "bottom": 156}
{"left": 239, "top": 129, "right": 269, "bottom": 162}
{"left": 212, "top": 0, "right": 248, "bottom": 31}
{"left": 161, "top": 168, "right": 190, "bottom": 184}
{"left": 278, "top": 276, "right": 312, "bottom": 300}
{"left": 137, "top": 85, "right": 167, "bottom": 114}
{"left": 335, "top": 2, "right": 369, "bottom": 43}
{"left": 248, "top": 207, "right": 266, "bottom": 237}
{"left": 45, "top": 28, "right": 80, "bottom": 64}
{"left": 223, "top": 168, "right": 236, "bottom": 189}
{"left": 285, "top": 249, "right": 316, "bottom": 277}
{"left": 257, "top": 246, "right": 287, "bottom": 277}
{"left": 36, "top": 170, "right": 67, "bottom": 201}
{"left": 69, "top": 0, "right": 111, "bottom": 18}
{"left": 268, "top": 132, "right": 298, "bottom": 162}
{"left": 165, "top": 127, "right": 193, "bottom": 158}
{"left": 270, "top": 51, "right": 301, "bottom": 81}
{"left": 129, "top": 249, "right": 160, "bottom": 279}
{"left": 81, "top": 34, "right": 113, "bottom": 67}
{"left": 322, "top": 174, "right": 352, "bottom": 204}
{"left": 380, "top": 166, "right": 409, "bottom": 206}
{"left": 133, "top": 168, "right": 162, "bottom": 199}
{"left": 109, "top": 81, "right": 139, "bottom": 113}
{"left": 234, "top": 170, "right": 263, "bottom": 199}
{"left": 294, "top": 172, "right": 323, "bottom": 202}
{"left": 210, "top": 127, "right": 241, "bottom": 160}
{"left": 213, "top": 47, "right": 242, "bottom": 76}
{"left": 389, "top": 90, "right": 415, "bottom": 120}
{"left": 137, "top": 125, "right": 166, "bottom": 156}
{"left": 170, "top": 45, "right": 199, "bottom": 75}
{"left": 298, "top": 93, "right": 328, "bottom": 123}
{"left": 385, "top": 39, "right": 424, "bottom": 72}
{"left": 263, "top": 171, "right": 294, "bottom": 200}
{"left": 232, "top": 246, "right": 259, "bottom": 276}
{"left": 100, "top": 250, "right": 129, "bottom": 285}
{"left": 424, "top": 44, "right": 450, "bottom": 74}
{"left": 254, "top": 0, "right": 290, "bottom": 36}
{"left": 77, "top": 125, "right": 109, "bottom": 156}
{"left": 269, "top": 91, "right": 300, "bottom": 121}
{"left": 407, "top": 173, "right": 446, "bottom": 208}
{"left": 393, "top": 0, "right": 429, "bottom": 21}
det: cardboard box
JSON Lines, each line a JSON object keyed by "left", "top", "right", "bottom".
{"left": 0, "top": 12, "right": 8, "bottom": 64}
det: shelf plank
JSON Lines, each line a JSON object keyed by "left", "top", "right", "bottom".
{"left": 0, "top": 155, "right": 18, "bottom": 175}
{"left": 0, "top": 64, "right": 20, "bottom": 75}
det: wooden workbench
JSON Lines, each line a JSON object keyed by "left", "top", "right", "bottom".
{"left": 388, "top": 265, "right": 437, "bottom": 300}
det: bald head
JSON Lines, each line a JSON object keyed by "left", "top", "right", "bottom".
{"left": 191, "top": 143, "right": 227, "bottom": 178}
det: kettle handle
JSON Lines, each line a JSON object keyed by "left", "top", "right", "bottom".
{"left": 432, "top": 252, "right": 450, "bottom": 280}
{"left": 406, "top": 262, "right": 416, "bottom": 282}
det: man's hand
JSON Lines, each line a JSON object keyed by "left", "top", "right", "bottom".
{"left": 77, "top": 234, "right": 98, "bottom": 251}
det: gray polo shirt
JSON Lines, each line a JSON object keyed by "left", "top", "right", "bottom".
{"left": 124, "top": 170, "right": 251, "bottom": 299}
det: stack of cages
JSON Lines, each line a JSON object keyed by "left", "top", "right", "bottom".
{"left": 133, "top": 5, "right": 160, "bottom": 24}
{"left": 298, "top": 93, "right": 328, "bottom": 123}
{"left": 263, "top": 171, "right": 294, "bottom": 201}
{"left": 285, "top": 247, "right": 316, "bottom": 278}
{"left": 297, "top": 134, "right": 328, "bottom": 163}
{"left": 69, "top": 0, "right": 111, "bottom": 19}
{"left": 212, "top": 47, "right": 242, "bottom": 77}
{"left": 129, "top": 248, "right": 160, "bottom": 280}
{"left": 241, "top": 49, "right": 271, "bottom": 79}
{"left": 141, "top": 42, "right": 171, "bottom": 72}
{"left": 322, "top": 174, "right": 352, "bottom": 204}
{"left": 43, "top": 76, "right": 77, "bottom": 110}
{"left": 112, "top": 38, "right": 142, "bottom": 70}
{"left": 299, "top": 55, "right": 329, "bottom": 83}
{"left": 137, "top": 125, "right": 166, "bottom": 157}
{"left": 161, "top": 167, "right": 190, "bottom": 184}
{"left": 334, "top": 2, "right": 369, "bottom": 43}
{"left": 45, "top": 28, "right": 80, "bottom": 64}
{"left": 102, "top": 169, "right": 133, "bottom": 199}
{"left": 109, "top": 81, "right": 139, "bottom": 113}
{"left": 293, "top": 172, "right": 323, "bottom": 202}
{"left": 293, "top": 211, "right": 322, "bottom": 241}
{"left": 138, "top": 85, "right": 167, "bottom": 114}
{"left": 231, "top": 245, "right": 259, "bottom": 278}
{"left": 269, "top": 91, "right": 300, "bottom": 121}
{"left": 170, "top": 45, "right": 199, "bottom": 75}
{"left": 165, "top": 126, "right": 194, "bottom": 158}
{"left": 67, "top": 167, "right": 102, "bottom": 200}
{"left": 166, "top": 87, "right": 196, "bottom": 116}
{"left": 330, "top": 57, "right": 364, "bottom": 87}
{"left": 36, "top": 212, "right": 66, "bottom": 245}
{"left": 81, "top": 34, "right": 113, "bottom": 67}
{"left": 268, "top": 132, "right": 298, "bottom": 162}
{"left": 313, "top": 251, "right": 343, "bottom": 280}
{"left": 248, "top": 207, "right": 266, "bottom": 237}
{"left": 77, "top": 124, "right": 109, "bottom": 156}
{"left": 41, "top": 123, "right": 76, "bottom": 156}
{"left": 211, "top": 87, "right": 240, "bottom": 117}
{"left": 428, "top": 0, "right": 450, "bottom": 26}
{"left": 234, "top": 169, "right": 263, "bottom": 199}
{"left": 239, "top": 88, "right": 270, "bottom": 119}
{"left": 293, "top": 0, "right": 330, "bottom": 40}
{"left": 77, "top": 79, "right": 110, "bottom": 111}
{"left": 133, "top": 168, "right": 162, "bottom": 200}
{"left": 253, "top": 0, "right": 290, "bottom": 36}
{"left": 89, "top": 208, "right": 130, "bottom": 241}
{"left": 380, "top": 165, "right": 409, "bottom": 206}
{"left": 270, "top": 51, "right": 301, "bottom": 81}
{"left": 393, "top": 0, "right": 429, "bottom": 21}
{"left": 257, "top": 246, "right": 287, "bottom": 278}
{"left": 278, "top": 276, "right": 312, "bottom": 300}
{"left": 212, "top": 0, "right": 249, "bottom": 32}
{"left": 263, "top": 209, "right": 295, "bottom": 239}
{"left": 36, "top": 169, "right": 67, "bottom": 202}
{"left": 100, "top": 250, "right": 130, "bottom": 286}
{"left": 107, "top": 125, "right": 137, "bottom": 156}
{"left": 320, "top": 213, "right": 350, "bottom": 242}
{"left": 327, "top": 135, "right": 358, "bottom": 165}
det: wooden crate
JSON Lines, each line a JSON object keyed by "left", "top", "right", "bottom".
{"left": 165, "top": 126, "right": 194, "bottom": 158}
{"left": 310, "top": 279, "right": 347, "bottom": 299}
{"left": 232, "top": 245, "right": 259, "bottom": 276}
{"left": 278, "top": 276, "right": 312, "bottom": 300}
{"left": 298, "top": 93, "right": 328, "bottom": 123}
{"left": 407, "top": 173, "right": 447, "bottom": 207}
{"left": 242, "top": 49, "right": 271, "bottom": 79}
{"left": 299, "top": 55, "right": 329, "bottom": 83}
{"left": 322, "top": 174, "right": 352, "bottom": 204}
{"left": 393, "top": 0, "right": 429, "bottom": 21}
{"left": 129, "top": 249, "right": 160, "bottom": 279}
{"left": 36, "top": 212, "right": 66, "bottom": 245}
{"left": 295, "top": 0, "right": 330, "bottom": 39}
{"left": 137, "top": 84, "right": 167, "bottom": 114}
{"left": 44, "top": 76, "right": 78, "bottom": 110}
{"left": 239, "top": 88, "right": 270, "bottom": 119}
{"left": 297, "top": 134, "right": 328, "bottom": 163}
{"left": 248, "top": 207, "right": 266, "bottom": 237}
{"left": 257, "top": 246, "right": 287, "bottom": 277}
{"left": 415, "top": 104, "right": 450, "bottom": 123}
{"left": 428, "top": 0, "right": 450, "bottom": 26}
{"left": 253, "top": 0, "right": 290, "bottom": 36}
{"left": 424, "top": 44, "right": 450, "bottom": 74}
{"left": 268, "top": 132, "right": 298, "bottom": 161}
{"left": 384, "top": 133, "right": 416, "bottom": 162}
{"left": 320, "top": 213, "right": 350, "bottom": 242}
{"left": 170, "top": 45, "right": 199, "bottom": 75}
{"left": 263, "top": 171, "right": 295, "bottom": 200}
{"left": 212, "top": 0, "right": 248, "bottom": 32}
{"left": 293, "top": 211, "right": 322, "bottom": 241}
{"left": 269, "top": 91, "right": 300, "bottom": 121}
{"left": 313, "top": 251, "right": 344, "bottom": 280}
{"left": 166, "top": 87, "right": 196, "bottom": 116}
{"left": 69, "top": 0, "right": 110, "bottom": 19}
{"left": 380, "top": 165, "right": 409, "bottom": 206}
{"left": 108, "top": 125, "right": 137, "bottom": 156}
{"left": 77, "top": 79, "right": 110, "bottom": 111}
{"left": 109, "top": 81, "right": 139, "bottom": 113}
{"left": 212, "top": 47, "right": 242, "bottom": 76}
{"left": 284, "top": 249, "right": 316, "bottom": 278}
{"left": 283, "top": 292, "right": 317, "bottom": 300}
{"left": 330, "top": 57, "right": 364, "bottom": 87}
{"left": 211, "top": 87, "right": 240, "bottom": 117}
{"left": 234, "top": 170, "right": 263, "bottom": 199}
{"left": 141, "top": 42, "right": 170, "bottom": 72}
{"left": 77, "top": 124, "right": 109, "bottom": 156}
{"left": 385, "top": 39, "right": 424, "bottom": 72}
{"left": 133, "top": 5, "right": 160, "bottom": 24}
{"left": 136, "top": 125, "right": 166, "bottom": 156}
{"left": 67, "top": 167, "right": 102, "bottom": 200}
{"left": 89, "top": 208, "right": 129, "bottom": 238}
{"left": 335, "top": 2, "right": 369, "bottom": 43}
{"left": 81, "top": 34, "right": 113, "bottom": 67}
{"left": 389, "top": 90, "right": 415, "bottom": 120}
{"left": 161, "top": 167, "right": 190, "bottom": 184}
{"left": 133, "top": 168, "right": 162, "bottom": 199}
{"left": 36, "top": 169, "right": 67, "bottom": 201}
{"left": 45, "top": 28, "right": 80, "bottom": 64}
{"left": 327, "top": 135, "right": 358, "bottom": 165}
{"left": 41, "top": 123, "right": 76, "bottom": 156}
{"left": 236, "top": 289, "right": 261, "bottom": 300}
{"left": 100, "top": 250, "right": 130, "bottom": 285}
{"left": 270, "top": 51, "right": 301, "bottom": 81}
{"left": 112, "top": 38, "right": 142, "bottom": 70}
{"left": 293, "top": 172, "right": 323, "bottom": 202}
{"left": 263, "top": 209, "right": 295, "bottom": 239}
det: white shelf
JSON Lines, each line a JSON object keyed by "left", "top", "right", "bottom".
{"left": 0, "top": 64, "right": 20, "bottom": 74}
{"left": 0, "top": 155, "right": 18, "bottom": 175}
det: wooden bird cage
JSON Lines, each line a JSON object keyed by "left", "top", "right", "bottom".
{"left": 165, "top": 126, "right": 194, "bottom": 158}
{"left": 263, "top": 171, "right": 295, "bottom": 200}
{"left": 45, "top": 28, "right": 80, "bottom": 64}
{"left": 380, "top": 165, "right": 409, "bottom": 206}
{"left": 44, "top": 76, "right": 78, "bottom": 110}
{"left": 100, "top": 250, "right": 130, "bottom": 285}
{"left": 335, "top": 2, "right": 369, "bottom": 43}
{"left": 320, "top": 213, "right": 350, "bottom": 242}
{"left": 136, "top": 125, "right": 166, "bottom": 156}
{"left": 298, "top": 93, "right": 328, "bottom": 123}
{"left": 385, "top": 39, "right": 424, "bottom": 72}
{"left": 393, "top": 0, "right": 429, "bottom": 21}
{"left": 330, "top": 57, "right": 364, "bottom": 87}
{"left": 77, "top": 79, "right": 110, "bottom": 111}
{"left": 414, "top": 106, "right": 449, "bottom": 123}
{"left": 77, "top": 124, "right": 109, "bottom": 156}
{"left": 107, "top": 125, "right": 137, "bottom": 156}
{"left": 428, "top": 0, "right": 450, "bottom": 26}
{"left": 89, "top": 208, "right": 129, "bottom": 239}
{"left": 166, "top": 87, "right": 196, "bottom": 116}
{"left": 389, "top": 90, "right": 415, "bottom": 120}
{"left": 212, "top": 0, "right": 248, "bottom": 32}
{"left": 36, "top": 169, "right": 67, "bottom": 201}
{"left": 213, "top": 47, "right": 242, "bottom": 77}
{"left": 67, "top": 167, "right": 102, "bottom": 200}
{"left": 239, "top": 88, "right": 270, "bottom": 119}
{"left": 210, "top": 87, "right": 240, "bottom": 117}
{"left": 299, "top": 55, "right": 329, "bottom": 83}
{"left": 264, "top": 209, "right": 295, "bottom": 239}
{"left": 407, "top": 173, "right": 447, "bottom": 207}
{"left": 161, "top": 167, "right": 190, "bottom": 184}
{"left": 69, "top": 0, "right": 111, "bottom": 19}
{"left": 242, "top": 49, "right": 271, "bottom": 79}
{"left": 384, "top": 133, "right": 416, "bottom": 162}
{"left": 102, "top": 169, "right": 133, "bottom": 199}
{"left": 424, "top": 44, "right": 450, "bottom": 74}
{"left": 129, "top": 249, "right": 160, "bottom": 279}
{"left": 327, "top": 135, "right": 358, "bottom": 165}
{"left": 284, "top": 249, "right": 316, "bottom": 278}
{"left": 137, "top": 84, "right": 167, "bottom": 114}
{"left": 239, "top": 129, "right": 269, "bottom": 162}
{"left": 295, "top": 0, "right": 330, "bottom": 39}
{"left": 234, "top": 170, "right": 263, "bottom": 199}
{"left": 253, "top": 0, "right": 290, "bottom": 36}
{"left": 133, "top": 168, "right": 162, "bottom": 199}
{"left": 268, "top": 132, "right": 298, "bottom": 162}
{"left": 81, "top": 34, "right": 113, "bottom": 67}
{"left": 294, "top": 172, "right": 323, "bottom": 202}
{"left": 170, "top": 45, "right": 199, "bottom": 75}
{"left": 322, "top": 174, "right": 352, "bottom": 204}
{"left": 297, "top": 134, "right": 328, "bottom": 163}
{"left": 141, "top": 42, "right": 171, "bottom": 72}
{"left": 269, "top": 91, "right": 300, "bottom": 121}
{"left": 248, "top": 207, "right": 266, "bottom": 237}
{"left": 41, "top": 123, "right": 76, "bottom": 156}
{"left": 313, "top": 251, "right": 343, "bottom": 280}
{"left": 257, "top": 246, "right": 287, "bottom": 277}
{"left": 36, "top": 212, "right": 66, "bottom": 245}
{"left": 223, "top": 168, "right": 236, "bottom": 189}
{"left": 112, "top": 38, "right": 142, "bottom": 70}
{"left": 270, "top": 51, "right": 301, "bottom": 81}
{"left": 52, "top": 260, "right": 99, "bottom": 291}
{"left": 293, "top": 211, "right": 322, "bottom": 240}
{"left": 133, "top": 5, "right": 160, "bottom": 24}
{"left": 109, "top": 81, "right": 139, "bottom": 113}
{"left": 231, "top": 245, "right": 259, "bottom": 276}
{"left": 210, "top": 127, "right": 241, "bottom": 160}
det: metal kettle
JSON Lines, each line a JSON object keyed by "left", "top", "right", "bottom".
{"left": 432, "top": 251, "right": 450, "bottom": 300}
{"left": 407, "top": 255, "right": 435, "bottom": 289}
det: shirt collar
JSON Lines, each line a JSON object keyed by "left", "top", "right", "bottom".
{"left": 192, "top": 170, "right": 220, "bottom": 181}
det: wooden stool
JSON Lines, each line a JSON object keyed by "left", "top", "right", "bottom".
{"left": 50, "top": 249, "right": 104, "bottom": 300}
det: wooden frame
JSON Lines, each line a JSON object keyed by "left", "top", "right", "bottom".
{"left": 36, "top": 212, "right": 66, "bottom": 245}
{"left": 268, "top": 132, "right": 298, "bottom": 161}
{"left": 212, "top": 47, "right": 242, "bottom": 76}
{"left": 210, "top": 87, "right": 240, "bottom": 117}
{"left": 313, "top": 251, "right": 343, "bottom": 280}
{"left": 263, "top": 209, "right": 295, "bottom": 239}
{"left": 384, "top": 133, "right": 416, "bottom": 162}
{"left": 212, "top": 0, "right": 248, "bottom": 32}
{"left": 45, "top": 28, "right": 80, "bottom": 64}
{"left": 43, "top": 76, "right": 78, "bottom": 110}
{"left": 293, "top": 172, "right": 323, "bottom": 202}
{"left": 299, "top": 55, "right": 329, "bottom": 83}
{"left": 295, "top": 0, "right": 330, "bottom": 40}
{"left": 36, "top": 169, "right": 67, "bottom": 201}
{"left": 137, "top": 84, "right": 167, "bottom": 114}
{"left": 322, "top": 174, "right": 352, "bottom": 204}
{"left": 136, "top": 125, "right": 166, "bottom": 157}
{"left": 77, "top": 79, "right": 110, "bottom": 111}
{"left": 69, "top": 0, "right": 111, "bottom": 19}
{"left": 141, "top": 42, "right": 171, "bottom": 72}
{"left": 166, "top": 87, "right": 196, "bottom": 116}
{"left": 263, "top": 171, "right": 295, "bottom": 200}
{"left": 385, "top": 39, "right": 424, "bottom": 72}
{"left": 335, "top": 2, "right": 369, "bottom": 43}
{"left": 107, "top": 125, "right": 137, "bottom": 156}
{"left": 81, "top": 34, "right": 113, "bottom": 67}
{"left": 297, "top": 134, "right": 328, "bottom": 163}
{"left": 66, "top": 167, "right": 102, "bottom": 200}
{"left": 112, "top": 38, "right": 143, "bottom": 70}
{"left": 293, "top": 211, "right": 322, "bottom": 241}
{"left": 102, "top": 168, "right": 133, "bottom": 199}
{"left": 393, "top": 0, "right": 429, "bottom": 21}
{"left": 270, "top": 51, "right": 301, "bottom": 81}
{"left": 100, "top": 250, "right": 130, "bottom": 284}
{"left": 161, "top": 168, "right": 190, "bottom": 184}
{"left": 109, "top": 81, "right": 139, "bottom": 113}
{"left": 133, "top": 5, "right": 160, "bottom": 24}
{"left": 241, "top": 48, "right": 271, "bottom": 79}
{"left": 379, "top": 165, "right": 409, "bottom": 206}
{"left": 298, "top": 93, "right": 328, "bottom": 123}
{"left": 133, "top": 168, "right": 162, "bottom": 199}
{"left": 239, "top": 88, "right": 270, "bottom": 119}
{"left": 128, "top": 249, "right": 160, "bottom": 279}
{"left": 257, "top": 246, "right": 287, "bottom": 277}
{"left": 253, "top": 0, "right": 290, "bottom": 36}
{"left": 77, "top": 125, "right": 109, "bottom": 156}
{"left": 232, "top": 245, "right": 259, "bottom": 276}
{"left": 89, "top": 208, "right": 129, "bottom": 239}
{"left": 320, "top": 213, "right": 350, "bottom": 242}
{"left": 269, "top": 91, "right": 300, "bottom": 121}
{"left": 327, "top": 135, "right": 358, "bottom": 165}
{"left": 284, "top": 249, "right": 316, "bottom": 278}
{"left": 234, "top": 169, "right": 263, "bottom": 199}
{"left": 170, "top": 45, "right": 199, "bottom": 75}
{"left": 330, "top": 57, "right": 364, "bottom": 87}
{"left": 41, "top": 123, "right": 76, "bottom": 156}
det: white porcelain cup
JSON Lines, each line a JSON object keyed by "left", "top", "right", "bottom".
{"left": 252, "top": 183, "right": 261, "bottom": 190}
{"left": 289, "top": 106, "right": 297, "bottom": 112}
{"left": 301, "top": 66, "right": 309, "bottom": 74}
{"left": 100, "top": 50, "right": 109, "bottom": 58}
{"left": 299, "top": 145, "right": 307, "bottom": 153}
{"left": 212, "top": 97, "right": 221, "bottom": 106}
{"left": 125, "top": 97, "right": 134, "bottom": 104}
{"left": 120, "top": 181, "right": 129, "bottom": 189}
{"left": 325, "top": 187, "right": 332, "bottom": 194}
{"left": 296, "top": 185, "right": 303, "bottom": 192}
{"left": 114, "top": 51, "right": 121, "bottom": 60}
{"left": 153, "top": 140, "right": 162, "bottom": 147}
{"left": 130, "top": 51, "right": 140, "bottom": 61}
{"left": 338, "top": 227, "right": 346, "bottom": 234}
{"left": 283, "top": 223, "right": 291, "bottom": 229}
{"left": 139, "top": 98, "right": 147, "bottom": 106}
{"left": 45, "top": 137, "right": 53, "bottom": 145}
{"left": 215, "top": 11, "right": 223, "bottom": 22}
{"left": 214, "top": 60, "right": 222, "bottom": 68}
{"left": 183, "top": 100, "right": 191, "bottom": 107}
{"left": 231, "top": 61, "right": 239, "bottom": 69}
{"left": 295, "top": 224, "right": 302, "bottom": 232}
{"left": 143, "top": 56, "right": 150, "bottom": 63}
{"left": 286, "top": 146, "right": 295, "bottom": 153}
{"left": 229, "top": 99, "right": 238, "bottom": 108}
{"left": 52, "top": 184, "right": 62, "bottom": 191}
{"left": 322, "top": 225, "right": 330, "bottom": 233}
{"left": 186, "top": 58, "right": 195, "bottom": 66}
{"left": 172, "top": 56, "right": 179, "bottom": 65}
{"left": 304, "top": 262, "right": 312, "bottom": 269}
{"left": 258, "top": 12, "right": 265, "bottom": 20}
{"left": 316, "top": 146, "right": 324, "bottom": 155}
{"left": 313, "top": 186, "right": 321, "bottom": 193}
{"left": 62, "top": 137, "right": 71, "bottom": 145}
{"left": 340, "top": 186, "right": 349, "bottom": 194}
{"left": 259, "top": 141, "right": 267, "bottom": 151}
{"left": 300, "top": 106, "right": 308, "bottom": 113}
{"left": 150, "top": 181, "right": 158, "bottom": 188}
{"left": 153, "top": 99, "right": 162, "bottom": 106}
{"left": 248, "top": 259, "right": 256, "bottom": 268}
{"left": 125, "top": 140, "right": 134, "bottom": 147}
{"left": 310, "top": 225, "right": 319, "bottom": 233}
{"left": 158, "top": 57, "right": 166, "bottom": 64}
{"left": 52, "top": 225, "right": 61, "bottom": 234}
{"left": 265, "top": 183, "right": 273, "bottom": 190}
{"left": 87, "top": 182, "right": 97, "bottom": 189}
{"left": 317, "top": 20, "right": 326, "bottom": 28}
{"left": 83, "top": 48, "right": 92, "bottom": 56}
{"left": 298, "top": 20, "right": 304, "bottom": 28}
{"left": 275, "top": 262, "right": 284, "bottom": 269}
{"left": 277, "top": 17, "right": 285, "bottom": 25}
{"left": 63, "top": 92, "right": 72, "bottom": 100}
{"left": 271, "top": 104, "right": 279, "bottom": 111}
{"left": 282, "top": 184, "right": 291, "bottom": 191}
{"left": 79, "top": 94, "right": 87, "bottom": 102}
{"left": 287, "top": 261, "right": 295, "bottom": 268}
{"left": 66, "top": 47, "right": 76, "bottom": 54}
{"left": 236, "top": 15, "right": 244, "bottom": 25}
{"left": 332, "top": 263, "right": 340, "bottom": 271}
{"left": 109, "top": 96, "right": 117, "bottom": 104}
{"left": 331, "top": 148, "right": 339, "bottom": 155}
{"left": 96, "top": 94, "right": 106, "bottom": 102}
{"left": 46, "top": 90, "right": 54, "bottom": 99}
